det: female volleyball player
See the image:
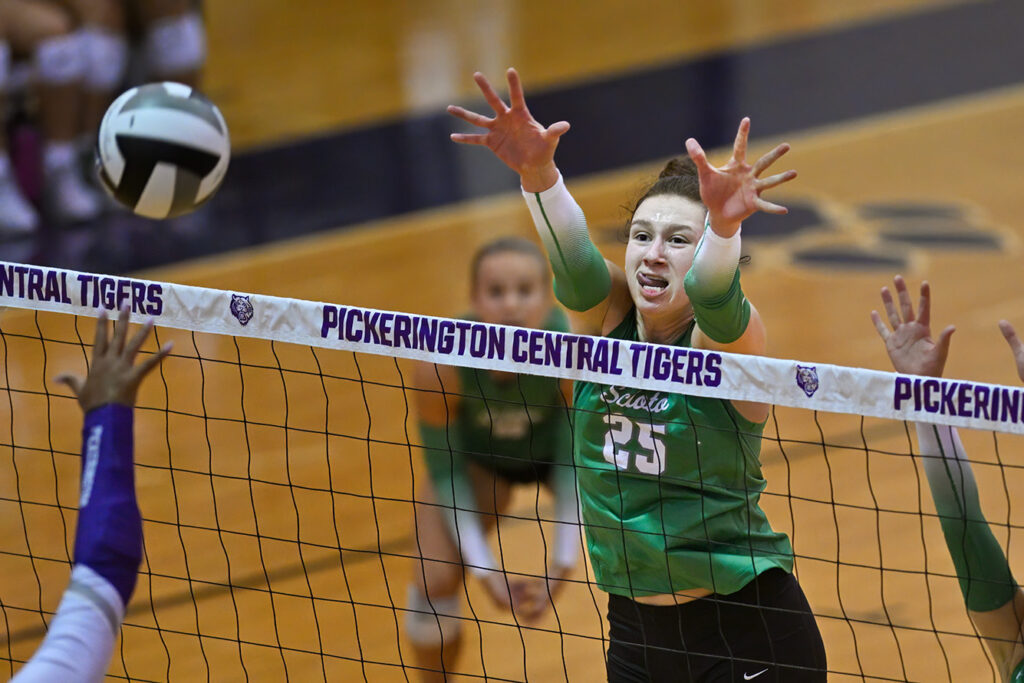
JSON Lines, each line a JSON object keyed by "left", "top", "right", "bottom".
{"left": 407, "top": 236, "right": 581, "bottom": 682}
{"left": 872, "top": 275, "right": 1024, "bottom": 682}
{"left": 447, "top": 68, "right": 826, "bottom": 682}
{"left": 12, "top": 305, "right": 171, "bottom": 682}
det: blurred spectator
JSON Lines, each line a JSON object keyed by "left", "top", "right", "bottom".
{"left": 0, "top": 0, "right": 103, "bottom": 234}
{"left": 0, "top": 0, "right": 206, "bottom": 235}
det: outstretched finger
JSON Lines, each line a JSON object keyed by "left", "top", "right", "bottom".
{"left": 754, "top": 197, "right": 788, "bottom": 215}
{"left": 55, "top": 373, "right": 84, "bottom": 398}
{"left": 92, "top": 309, "right": 110, "bottom": 358}
{"left": 1000, "top": 320, "right": 1024, "bottom": 383}
{"left": 870, "top": 310, "right": 890, "bottom": 340}
{"left": 880, "top": 286, "right": 900, "bottom": 329}
{"left": 936, "top": 324, "right": 956, "bottom": 360}
{"left": 731, "top": 117, "right": 750, "bottom": 162}
{"left": 447, "top": 105, "right": 493, "bottom": 129}
{"left": 754, "top": 169, "right": 797, "bottom": 192}
{"left": 109, "top": 304, "right": 131, "bottom": 355}
{"left": 751, "top": 143, "right": 790, "bottom": 176}
{"left": 124, "top": 318, "right": 155, "bottom": 363}
{"left": 134, "top": 341, "right": 173, "bottom": 382}
{"left": 450, "top": 133, "right": 489, "bottom": 145}
{"left": 916, "top": 281, "right": 932, "bottom": 328}
{"left": 894, "top": 276, "right": 915, "bottom": 323}
{"left": 685, "top": 138, "right": 710, "bottom": 172}
{"left": 506, "top": 68, "right": 527, "bottom": 110}
{"left": 1000, "top": 320, "right": 1024, "bottom": 356}
{"left": 544, "top": 120, "right": 571, "bottom": 140}
{"left": 473, "top": 71, "right": 509, "bottom": 115}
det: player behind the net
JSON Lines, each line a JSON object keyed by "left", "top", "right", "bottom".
{"left": 872, "top": 275, "right": 1024, "bottom": 683}
{"left": 11, "top": 305, "right": 171, "bottom": 682}
{"left": 406, "top": 237, "right": 581, "bottom": 681}
{"left": 447, "top": 68, "right": 826, "bottom": 682}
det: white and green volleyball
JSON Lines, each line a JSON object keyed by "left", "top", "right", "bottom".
{"left": 96, "top": 82, "right": 230, "bottom": 219}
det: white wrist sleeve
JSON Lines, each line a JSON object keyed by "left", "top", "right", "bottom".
{"left": 688, "top": 213, "right": 741, "bottom": 293}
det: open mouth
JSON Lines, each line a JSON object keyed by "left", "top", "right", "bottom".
{"left": 637, "top": 272, "right": 668, "bottom": 296}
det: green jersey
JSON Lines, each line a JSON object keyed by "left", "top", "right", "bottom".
{"left": 452, "top": 307, "right": 571, "bottom": 475}
{"left": 572, "top": 310, "right": 793, "bottom": 598}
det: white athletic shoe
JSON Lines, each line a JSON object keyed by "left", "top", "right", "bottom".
{"left": 0, "top": 176, "right": 39, "bottom": 234}
{"left": 45, "top": 164, "right": 104, "bottom": 224}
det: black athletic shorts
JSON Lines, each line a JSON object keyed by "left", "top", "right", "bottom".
{"left": 606, "top": 569, "right": 826, "bottom": 682}
{"left": 468, "top": 456, "right": 552, "bottom": 485}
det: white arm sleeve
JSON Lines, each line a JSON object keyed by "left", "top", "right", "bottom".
{"left": 454, "top": 507, "right": 500, "bottom": 578}
{"left": 521, "top": 173, "right": 611, "bottom": 311}
{"left": 550, "top": 466, "right": 581, "bottom": 570}
{"left": 687, "top": 214, "right": 741, "bottom": 293}
{"left": 12, "top": 565, "right": 124, "bottom": 683}
{"left": 914, "top": 422, "right": 977, "bottom": 513}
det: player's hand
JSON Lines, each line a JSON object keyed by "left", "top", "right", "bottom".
{"left": 685, "top": 118, "right": 796, "bottom": 236}
{"left": 56, "top": 305, "right": 173, "bottom": 413}
{"left": 999, "top": 320, "right": 1024, "bottom": 383}
{"left": 448, "top": 68, "right": 569, "bottom": 192}
{"left": 507, "top": 576, "right": 552, "bottom": 622}
{"left": 871, "top": 276, "right": 954, "bottom": 377}
{"left": 508, "top": 565, "right": 572, "bottom": 622}
{"left": 479, "top": 569, "right": 514, "bottom": 610}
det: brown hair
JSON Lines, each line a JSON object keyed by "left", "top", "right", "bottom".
{"left": 620, "top": 156, "right": 703, "bottom": 241}
{"left": 470, "top": 236, "right": 551, "bottom": 292}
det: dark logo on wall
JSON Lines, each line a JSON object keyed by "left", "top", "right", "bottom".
{"left": 593, "top": 201, "right": 1009, "bottom": 273}
{"left": 795, "top": 365, "right": 819, "bottom": 397}
{"left": 230, "top": 294, "right": 254, "bottom": 326}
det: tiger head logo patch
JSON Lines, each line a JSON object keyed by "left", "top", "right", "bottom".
{"left": 795, "top": 365, "right": 819, "bottom": 397}
{"left": 230, "top": 294, "right": 254, "bottom": 326}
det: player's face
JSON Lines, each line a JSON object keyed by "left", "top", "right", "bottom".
{"left": 472, "top": 251, "right": 551, "bottom": 328}
{"left": 624, "top": 194, "right": 705, "bottom": 319}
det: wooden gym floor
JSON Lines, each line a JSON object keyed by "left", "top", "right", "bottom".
{"left": 5, "top": 0, "right": 1024, "bottom": 680}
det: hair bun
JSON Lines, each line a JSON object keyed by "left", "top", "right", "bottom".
{"left": 658, "top": 156, "right": 698, "bottom": 180}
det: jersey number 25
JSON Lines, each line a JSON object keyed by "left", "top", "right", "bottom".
{"left": 602, "top": 415, "right": 667, "bottom": 475}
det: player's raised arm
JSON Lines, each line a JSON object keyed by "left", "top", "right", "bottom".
{"left": 12, "top": 306, "right": 170, "bottom": 683}
{"left": 871, "top": 277, "right": 1023, "bottom": 679}
{"left": 684, "top": 118, "right": 795, "bottom": 359}
{"left": 449, "top": 69, "right": 622, "bottom": 327}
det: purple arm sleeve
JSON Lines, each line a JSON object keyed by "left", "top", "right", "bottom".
{"left": 73, "top": 403, "right": 142, "bottom": 608}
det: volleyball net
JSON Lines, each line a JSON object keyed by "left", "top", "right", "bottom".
{"left": 1, "top": 260, "right": 1022, "bottom": 682}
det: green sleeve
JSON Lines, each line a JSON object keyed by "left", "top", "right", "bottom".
{"left": 523, "top": 175, "right": 611, "bottom": 312}
{"left": 917, "top": 423, "right": 1016, "bottom": 612}
{"left": 683, "top": 268, "right": 751, "bottom": 344}
{"left": 544, "top": 305, "right": 572, "bottom": 333}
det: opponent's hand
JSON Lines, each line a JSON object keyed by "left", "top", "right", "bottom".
{"left": 448, "top": 68, "right": 569, "bottom": 192}
{"left": 999, "top": 320, "right": 1024, "bottom": 383}
{"left": 56, "top": 305, "right": 173, "bottom": 413}
{"left": 685, "top": 118, "right": 796, "bottom": 236}
{"left": 870, "top": 276, "right": 954, "bottom": 377}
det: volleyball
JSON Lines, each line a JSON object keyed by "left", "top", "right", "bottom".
{"left": 96, "top": 82, "right": 230, "bottom": 219}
